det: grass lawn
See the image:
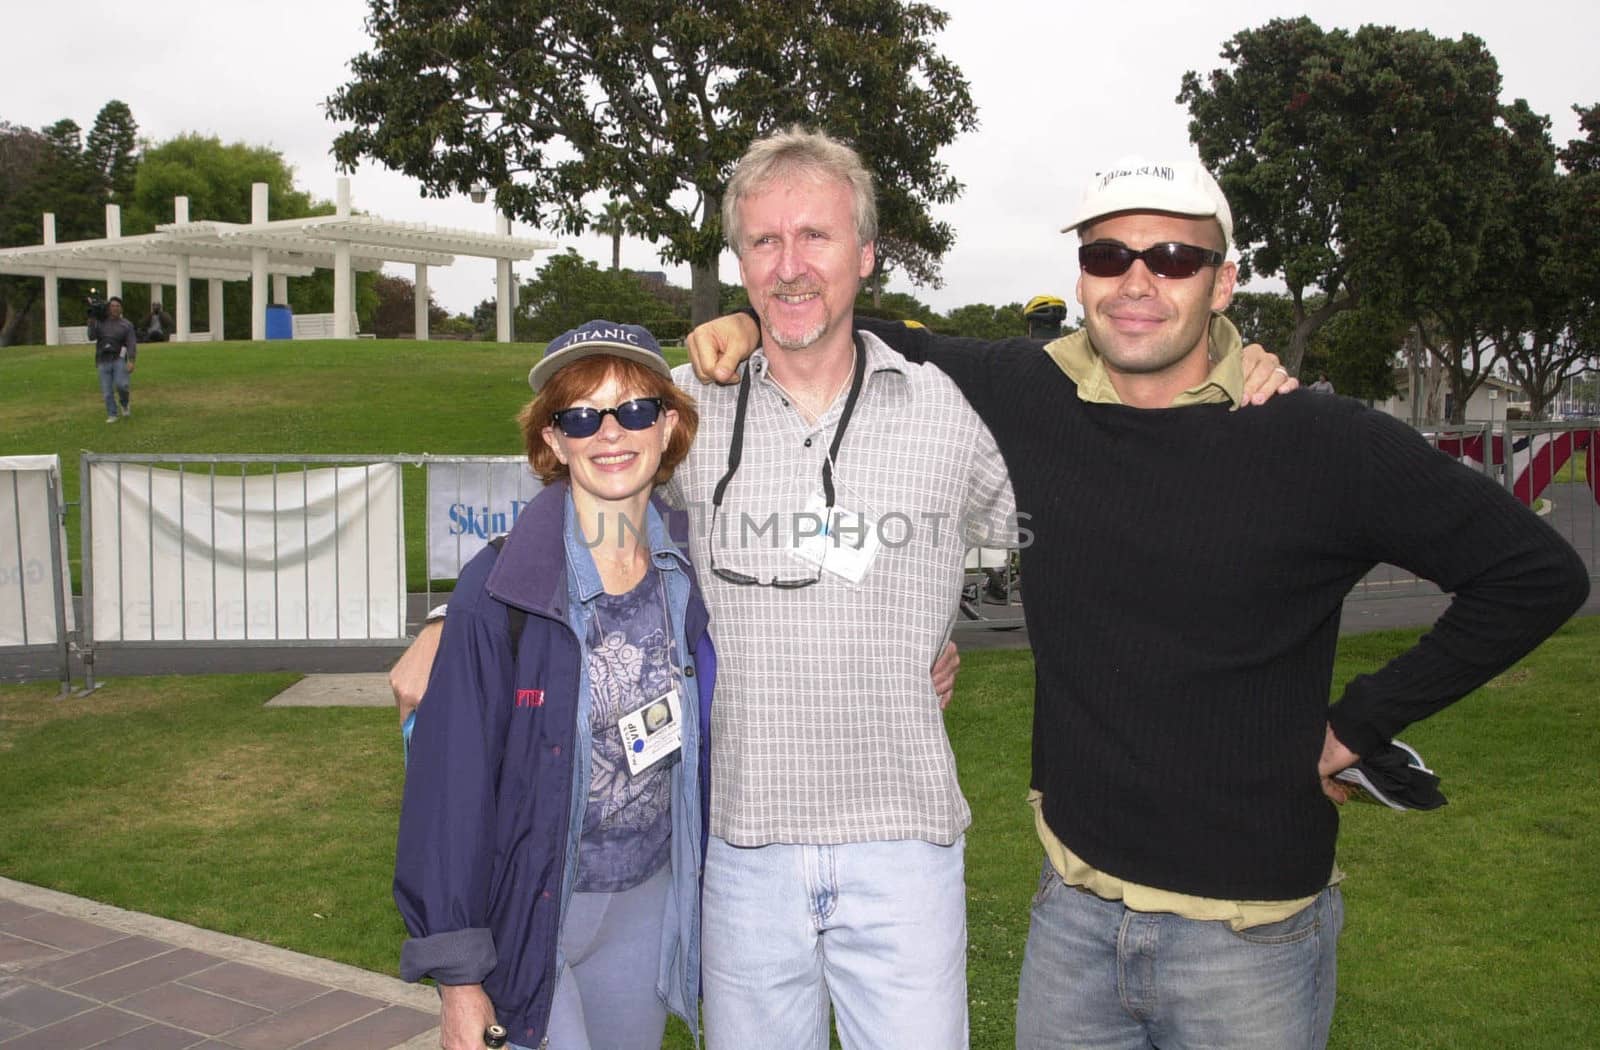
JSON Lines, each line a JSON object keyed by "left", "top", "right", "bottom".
{"left": 0, "top": 338, "right": 693, "bottom": 591}
{"left": 3, "top": 619, "right": 1596, "bottom": 1048}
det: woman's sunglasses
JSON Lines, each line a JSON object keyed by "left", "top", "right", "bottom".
{"left": 550, "top": 397, "right": 664, "bottom": 438}
{"left": 1079, "top": 241, "right": 1224, "bottom": 280}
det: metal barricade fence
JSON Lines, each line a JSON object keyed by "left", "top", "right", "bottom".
{"left": 0, "top": 457, "right": 74, "bottom": 693}
{"left": 74, "top": 453, "right": 537, "bottom": 689}
{"left": 1500, "top": 420, "right": 1598, "bottom": 576}
{"left": 80, "top": 454, "right": 412, "bottom": 658}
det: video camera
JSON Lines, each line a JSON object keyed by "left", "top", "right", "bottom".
{"left": 85, "top": 291, "right": 108, "bottom": 322}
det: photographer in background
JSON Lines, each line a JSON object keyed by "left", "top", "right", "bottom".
{"left": 143, "top": 301, "right": 173, "bottom": 343}
{"left": 89, "top": 294, "right": 138, "bottom": 423}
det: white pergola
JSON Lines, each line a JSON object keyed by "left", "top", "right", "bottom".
{"left": 0, "top": 177, "right": 555, "bottom": 344}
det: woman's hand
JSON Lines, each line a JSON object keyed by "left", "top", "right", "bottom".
{"left": 438, "top": 983, "right": 497, "bottom": 1050}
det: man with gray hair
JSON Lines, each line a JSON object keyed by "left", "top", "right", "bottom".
{"left": 676, "top": 124, "right": 1016, "bottom": 1049}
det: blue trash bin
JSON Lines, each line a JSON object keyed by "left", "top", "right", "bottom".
{"left": 264, "top": 304, "right": 293, "bottom": 340}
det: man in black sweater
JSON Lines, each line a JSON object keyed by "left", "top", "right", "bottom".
{"left": 687, "top": 156, "right": 1589, "bottom": 1049}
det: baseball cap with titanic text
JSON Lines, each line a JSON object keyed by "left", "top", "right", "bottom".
{"left": 528, "top": 318, "right": 673, "bottom": 392}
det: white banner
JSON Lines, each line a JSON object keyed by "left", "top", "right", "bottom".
{"left": 426, "top": 459, "right": 543, "bottom": 580}
{"left": 0, "top": 455, "right": 74, "bottom": 647}
{"left": 89, "top": 462, "right": 405, "bottom": 641}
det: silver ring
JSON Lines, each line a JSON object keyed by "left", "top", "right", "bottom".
{"left": 1272, "top": 366, "right": 1288, "bottom": 375}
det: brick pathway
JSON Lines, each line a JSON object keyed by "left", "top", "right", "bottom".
{"left": 0, "top": 878, "right": 437, "bottom": 1049}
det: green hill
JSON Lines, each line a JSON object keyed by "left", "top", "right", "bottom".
{"left": 2, "top": 338, "right": 695, "bottom": 588}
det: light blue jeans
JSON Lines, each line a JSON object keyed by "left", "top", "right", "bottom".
{"left": 98, "top": 358, "right": 130, "bottom": 417}
{"left": 701, "top": 835, "right": 969, "bottom": 1050}
{"left": 1016, "top": 862, "right": 1342, "bottom": 1050}
{"left": 512, "top": 863, "right": 671, "bottom": 1050}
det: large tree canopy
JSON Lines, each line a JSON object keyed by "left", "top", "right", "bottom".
{"left": 1, "top": 104, "right": 139, "bottom": 345}
{"left": 1180, "top": 19, "right": 1507, "bottom": 387}
{"left": 326, "top": 0, "right": 977, "bottom": 323}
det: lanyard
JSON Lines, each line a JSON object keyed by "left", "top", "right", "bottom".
{"left": 710, "top": 331, "right": 869, "bottom": 514}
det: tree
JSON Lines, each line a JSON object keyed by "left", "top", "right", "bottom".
{"left": 85, "top": 100, "right": 139, "bottom": 203}
{"left": 852, "top": 288, "right": 939, "bottom": 327}
{"left": 1315, "top": 306, "right": 1404, "bottom": 402}
{"left": 1557, "top": 102, "right": 1600, "bottom": 175}
{"left": 590, "top": 199, "right": 632, "bottom": 271}
{"left": 1225, "top": 291, "right": 1302, "bottom": 365}
{"left": 327, "top": 0, "right": 977, "bottom": 324}
{"left": 0, "top": 118, "right": 111, "bottom": 345}
{"left": 941, "top": 302, "right": 1026, "bottom": 341}
{"left": 1180, "top": 20, "right": 1508, "bottom": 383}
{"left": 1491, "top": 103, "right": 1600, "bottom": 417}
{"left": 371, "top": 273, "right": 449, "bottom": 338}
{"left": 516, "top": 250, "right": 686, "bottom": 342}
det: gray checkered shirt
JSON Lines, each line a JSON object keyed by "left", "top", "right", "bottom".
{"left": 666, "top": 331, "right": 1017, "bottom": 845}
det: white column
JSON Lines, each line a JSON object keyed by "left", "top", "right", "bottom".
{"left": 495, "top": 213, "right": 512, "bottom": 343}
{"left": 272, "top": 273, "right": 288, "bottom": 304}
{"left": 42, "top": 213, "right": 60, "bottom": 347}
{"left": 250, "top": 182, "right": 269, "bottom": 340}
{"left": 334, "top": 178, "right": 353, "bottom": 339}
{"left": 174, "top": 197, "right": 192, "bottom": 343}
{"left": 414, "top": 263, "right": 429, "bottom": 341}
{"left": 208, "top": 279, "right": 225, "bottom": 342}
{"left": 148, "top": 283, "right": 163, "bottom": 310}
{"left": 105, "top": 204, "right": 123, "bottom": 301}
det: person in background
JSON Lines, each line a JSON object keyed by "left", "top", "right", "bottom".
{"left": 90, "top": 295, "right": 137, "bottom": 423}
{"left": 143, "top": 302, "right": 173, "bottom": 343}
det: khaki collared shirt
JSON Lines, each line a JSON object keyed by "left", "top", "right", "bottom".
{"left": 1031, "top": 314, "right": 1332, "bottom": 930}
{"left": 1044, "top": 313, "right": 1245, "bottom": 409}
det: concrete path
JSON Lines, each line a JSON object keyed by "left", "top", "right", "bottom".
{"left": 0, "top": 877, "right": 438, "bottom": 1050}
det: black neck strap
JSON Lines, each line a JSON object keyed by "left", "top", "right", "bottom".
{"left": 711, "top": 331, "right": 869, "bottom": 511}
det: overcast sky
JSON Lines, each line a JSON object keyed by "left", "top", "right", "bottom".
{"left": 7, "top": 0, "right": 1595, "bottom": 319}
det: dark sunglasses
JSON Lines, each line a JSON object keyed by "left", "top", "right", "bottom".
{"left": 706, "top": 503, "right": 823, "bottom": 589}
{"left": 1079, "top": 241, "right": 1224, "bottom": 280}
{"left": 550, "top": 397, "right": 664, "bottom": 438}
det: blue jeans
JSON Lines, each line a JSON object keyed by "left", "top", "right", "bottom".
{"left": 701, "top": 835, "right": 969, "bottom": 1050}
{"left": 1016, "top": 862, "right": 1342, "bottom": 1050}
{"left": 97, "top": 358, "right": 130, "bottom": 416}
{"left": 519, "top": 863, "right": 671, "bottom": 1050}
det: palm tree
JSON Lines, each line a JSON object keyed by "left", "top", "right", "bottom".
{"left": 591, "top": 199, "right": 630, "bottom": 271}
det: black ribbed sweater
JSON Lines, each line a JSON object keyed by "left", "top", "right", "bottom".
{"left": 865, "top": 319, "right": 1589, "bottom": 900}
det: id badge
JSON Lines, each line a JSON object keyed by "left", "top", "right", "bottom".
{"left": 617, "top": 687, "right": 683, "bottom": 776}
{"left": 789, "top": 490, "right": 880, "bottom": 584}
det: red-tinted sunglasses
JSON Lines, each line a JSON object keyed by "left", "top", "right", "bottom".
{"left": 1079, "top": 241, "right": 1224, "bottom": 279}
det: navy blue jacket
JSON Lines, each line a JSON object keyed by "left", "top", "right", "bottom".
{"left": 394, "top": 480, "right": 715, "bottom": 1046}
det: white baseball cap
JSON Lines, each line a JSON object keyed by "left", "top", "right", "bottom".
{"left": 1064, "top": 156, "right": 1233, "bottom": 252}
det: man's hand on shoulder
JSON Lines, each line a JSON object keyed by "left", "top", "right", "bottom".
{"left": 1240, "top": 344, "right": 1298, "bottom": 406}
{"left": 687, "top": 312, "right": 761, "bottom": 384}
{"left": 391, "top": 620, "right": 443, "bottom": 726}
